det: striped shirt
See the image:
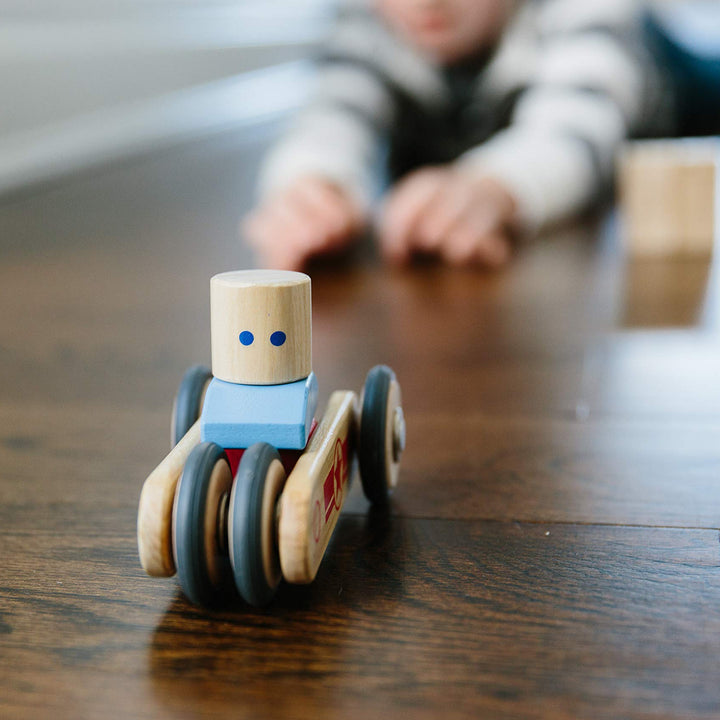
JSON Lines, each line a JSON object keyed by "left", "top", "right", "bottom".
{"left": 259, "top": 0, "right": 669, "bottom": 230}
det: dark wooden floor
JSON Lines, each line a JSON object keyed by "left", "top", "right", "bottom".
{"left": 1, "top": 131, "right": 719, "bottom": 720}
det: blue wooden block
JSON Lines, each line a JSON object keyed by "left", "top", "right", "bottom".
{"left": 200, "top": 372, "right": 318, "bottom": 450}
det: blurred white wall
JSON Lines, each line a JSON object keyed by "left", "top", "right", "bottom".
{"left": 0, "top": 0, "right": 335, "bottom": 193}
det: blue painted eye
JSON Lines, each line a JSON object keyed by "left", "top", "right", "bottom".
{"left": 239, "top": 331, "right": 254, "bottom": 346}
{"left": 270, "top": 331, "right": 286, "bottom": 347}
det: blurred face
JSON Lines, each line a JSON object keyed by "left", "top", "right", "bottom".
{"left": 376, "top": 0, "right": 515, "bottom": 63}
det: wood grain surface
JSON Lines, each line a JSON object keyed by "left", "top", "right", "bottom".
{"left": 1, "top": 133, "right": 719, "bottom": 719}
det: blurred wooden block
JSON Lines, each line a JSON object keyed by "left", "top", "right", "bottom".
{"left": 618, "top": 139, "right": 718, "bottom": 257}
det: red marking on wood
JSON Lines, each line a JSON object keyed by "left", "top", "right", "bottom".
{"left": 323, "top": 437, "right": 348, "bottom": 523}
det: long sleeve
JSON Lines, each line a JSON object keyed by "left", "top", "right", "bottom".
{"left": 458, "top": 0, "right": 667, "bottom": 230}
{"left": 257, "top": 2, "right": 449, "bottom": 210}
{"left": 257, "top": 63, "right": 391, "bottom": 210}
{"left": 259, "top": 8, "right": 390, "bottom": 209}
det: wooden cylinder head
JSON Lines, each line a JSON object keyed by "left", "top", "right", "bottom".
{"left": 210, "top": 270, "right": 312, "bottom": 385}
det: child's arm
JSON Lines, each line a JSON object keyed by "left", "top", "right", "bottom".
{"left": 245, "top": 9, "right": 402, "bottom": 269}
{"left": 453, "top": 0, "right": 666, "bottom": 233}
{"left": 377, "top": 1, "right": 663, "bottom": 266}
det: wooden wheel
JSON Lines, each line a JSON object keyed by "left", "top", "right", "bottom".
{"left": 229, "top": 443, "right": 286, "bottom": 607}
{"left": 358, "top": 365, "right": 405, "bottom": 505}
{"left": 172, "top": 442, "right": 232, "bottom": 607}
{"left": 171, "top": 365, "right": 212, "bottom": 448}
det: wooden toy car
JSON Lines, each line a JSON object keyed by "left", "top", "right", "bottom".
{"left": 137, "top": 270, "right": 406, "bottom": 607}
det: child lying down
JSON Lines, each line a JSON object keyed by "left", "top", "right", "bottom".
{"left": 244, "top": 0, "right": 668, "bottom": 269}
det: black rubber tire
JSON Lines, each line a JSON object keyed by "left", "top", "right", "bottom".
{"left": 174, "top": 442, "right": 232, "bottom": 607}
{"left": 359, "top": 365, "right": 396, "bottom": 505}
{"left": 229, "top": 442, "right": 286, "bottom": 607}
{"left": 172, "top": 365, "right": 212, "bottom": 447}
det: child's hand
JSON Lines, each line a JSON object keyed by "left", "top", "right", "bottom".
{"left": 243, "top": 178, "right": 364, "bottom": 271}
{"left": 378, "top": 167, "right": 517, "bottom": 267}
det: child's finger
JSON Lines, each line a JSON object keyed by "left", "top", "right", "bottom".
{"left": 439, "top": 199, "right": 511, "bottom": 266}
{"left": 243, "top": 198, "right": 319, "bottom": 269}
{"left": 272, "top": 194, "right": 318, "bottom": 239}
{"left": 292, "top": 180, "right": 362, "bottom": 241}
{"left": 415, "top": 181, "right": 473, "bottom": 249}
{"left": 445, "top": 226, "right": 510, "bottom": 267}
{"left": 242, "top": 211, "right": 284, "bottom": 252}
{"left": 243, "top": 215, "right": 296, "bottom": 269}
{"left": 269, "top": 243, "right": 308, "bottom": 271}
{"left": 285, "top": 185, "right": 347, "bottom": 246}
{"left": 281, "top": 193, "right": 355, "bottom": 259}
{"left": 379, "top": 170, "right": 446, "bottom": 262}
{"left": 474, "top": 232, "right": 511, "bottom": 267}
